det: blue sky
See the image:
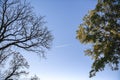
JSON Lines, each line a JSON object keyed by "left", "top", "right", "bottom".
{"left": 23, "top": 0, "right": 119, "bottom": 80}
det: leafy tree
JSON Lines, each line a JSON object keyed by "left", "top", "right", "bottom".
{"left": 77, "top": 0, "right": 120, "bottom": 77}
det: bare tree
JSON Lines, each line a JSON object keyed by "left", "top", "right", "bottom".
{"left": 0, "top": 0, "right": 53, "bottom": 79}
{"left": 0, "top": 49, "right": 12, "bottom": 67}
{"left": 0, "top": 49, "right": 13, "bottom": 80}
{"left": 0, "top": 51, "right": 29, "bottom": 80}
{"left": 30, "top": 75, "right": 40, "bottom": 80}
{"left": 0, "top": 0, "right": 53, "bottom": 54}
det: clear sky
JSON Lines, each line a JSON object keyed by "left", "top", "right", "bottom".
{"left": 23, "top": 0, "right": 119, "bottom": 80}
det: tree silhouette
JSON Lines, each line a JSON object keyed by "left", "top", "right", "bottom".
{"left": 30, "top": 75, "right": 40, "bottom": 80}
{"left": 0, "top": 49, "right": 12, "bottom": 67}
{"left": 0, "top": 51, "right": 29, "bottom": 80}
{"left": 0, "top": 0, "right": 53, "bottom": 54}
{"left": 77, "top": 0, "right": 120, "bottom": 77}
{"left": 0, "top": 0, "right": 53, "bottom": 79}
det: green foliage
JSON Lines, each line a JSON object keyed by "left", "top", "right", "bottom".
{"left": 77, "top": 0, "right": 120, "bottom": 77}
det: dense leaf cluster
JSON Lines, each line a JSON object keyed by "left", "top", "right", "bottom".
{"left": 77, "top": 0, "right": 120, "bottom": 77}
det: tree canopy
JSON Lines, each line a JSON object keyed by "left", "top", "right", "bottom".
{"left": 77, "top": 0, "right": 120, "bottom": 77}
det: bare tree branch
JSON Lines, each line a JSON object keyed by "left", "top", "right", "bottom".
{"left": 0, "top": 48, "right": 13, "bottom": 68}
{"left": 0, "top": 0, "right": 53, "bottom": 54}
{"left": 0, "top": 51, "right": 29, "bottom": 80}
{"left": 0, "top": 0, "right": 53, "bottom": 79}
